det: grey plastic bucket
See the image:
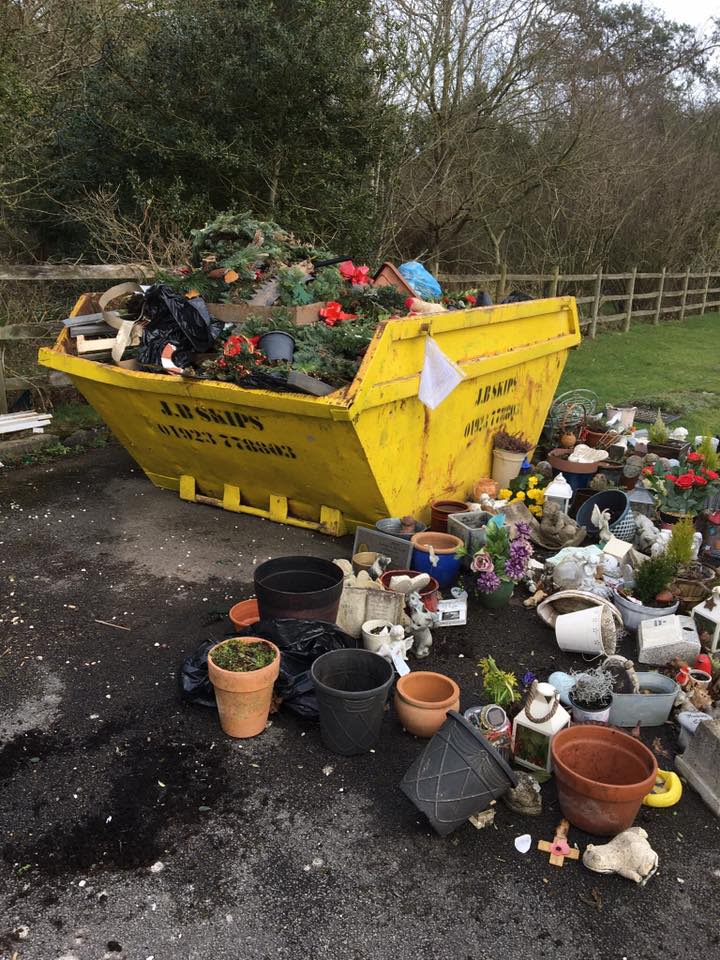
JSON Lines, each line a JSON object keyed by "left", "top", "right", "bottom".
{"left": 400, "top": 710, "right": 517, "bottom": 835}
{"left": 311, "top": 648, "right": 394, "bottom": 756}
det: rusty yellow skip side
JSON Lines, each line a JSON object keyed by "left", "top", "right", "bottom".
{"left": 38, "top": 295, "right": 580, "bottom": 535}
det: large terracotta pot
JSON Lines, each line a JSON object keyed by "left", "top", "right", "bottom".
{"left": 208, "top": 637, "right": 280, "bottom": 738}
{"left": 551, "top": 725, "right": 657, "bottom": 835}
{"left": 394, "top": 671, "right": 460, "bottom": 737}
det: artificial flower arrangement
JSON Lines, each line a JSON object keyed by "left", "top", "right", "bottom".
{"left": 470, "top": 518, "right": 534, "bottom": 593}
{"left": 498, "top": 473, "right": 548, "bottom": 517}
{"left": 642, "top": 451, "right": 720, "bottom": 517}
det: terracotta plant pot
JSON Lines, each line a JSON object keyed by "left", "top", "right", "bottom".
{"left": 491, "top": 448, "right": 528, "bottom": 488}
{"left": 472, "top": 478, "right": 499, "bottom": 500}
{"left": 430, "top": 499, "right": 469, "bottom": 533}
{"left": 551, "top": 725, "right": 657, "bottom": 835}
{"left": 229, "top": 598, "right": 260, "bottom": 629}
{"left": 394, "top": 671, "right": 460, "bottom": 737}
{"left": 208, "top": 637, "right": 280, "bottom": 738}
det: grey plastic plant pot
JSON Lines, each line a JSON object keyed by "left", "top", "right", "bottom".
{"left": 400, "top": 710, "right": 517, "bottom": 836}
{"left": 311, "top": 648, "right": 394, "bottom": 756}
{"left": 612, "top": 588, "right": 679, "bottom": 633}
{"left": 254, "top": 556, "right": 344, "bottom": 622}
{"left": 258, "top": 330, "right": 295, "bottom": 362}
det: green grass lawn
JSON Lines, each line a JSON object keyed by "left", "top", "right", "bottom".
{"left": 558, "top": 312, "right": 720, "bottom": 436}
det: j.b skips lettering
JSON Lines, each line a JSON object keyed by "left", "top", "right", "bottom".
{"left": 463, "top": 375, "right": 521, "bottom": 440}
{"left": 155, "top": 400, "right": 296, "bottom": 458}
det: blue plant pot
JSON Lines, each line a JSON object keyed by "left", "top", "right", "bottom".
{"left": 411, "top": 547, "right": 461, "bottom": 589}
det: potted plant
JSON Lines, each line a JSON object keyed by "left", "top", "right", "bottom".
{"left": 207, "top": 637, "right": 281, "bottom": 738}
{"left": 477, "top": 656, "right": 520, "bottom": 708}
{"left": 666, "top": 516, "right": 716, "bottom": 610}
{"left": 568, "top": 667, "right": 615, "bottom": 724}
{"left": 647, "top": 410, "right": 689, "bottom": 459}
{"left": 613, "top": 554, "right": 679, "bottom": 631}
{"left": 469, "top": 520, "right": 533, "bottom": 608}
{"left": 642, "top": 451, "right": 720, "bottom": 525}
{"left": 491, "top": 429, "right": 534, "bottom": 487}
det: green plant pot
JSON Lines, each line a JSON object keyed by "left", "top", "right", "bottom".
{"left": 478, "top": 581, "right": 514, "bottom": 609}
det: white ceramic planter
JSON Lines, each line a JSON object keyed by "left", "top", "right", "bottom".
{"left": 569, "top": 694, "right": 611, "bottom": 725}
{"left": 361, "top": 619, "right": 394, "bottom": 653}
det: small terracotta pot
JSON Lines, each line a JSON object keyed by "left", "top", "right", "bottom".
{"left": 208, "top": 637, "right": 280, "bottom": 738}
{"left": 430, "top": 499, "right": 469, "bottom": 533}
{"left": 472, "top": 478, "right": 499, "bottom": 500}
{"left": 395, "top": 672, "right": 461, "bottom": 737}
{"left": 229, "top": 599, "right": 260, "bottom": 629}
{"left": 352, "top": 551, "right": 379, "bottom": 575}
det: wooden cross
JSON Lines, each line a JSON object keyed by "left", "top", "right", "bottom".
{"left": 537, "top": 819, "right": 580, "bottom": 867}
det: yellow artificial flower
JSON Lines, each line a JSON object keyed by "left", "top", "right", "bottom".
{"left": 526, "top": 488, "right": 538, "bottom": 501}
{"left": 499, "top": 488, "right": 512, "bottom": 500}
{"left": 535, "top": 491, "right": 545, "bottom": 504}
{"left": 528, "top": 476, "right": 538, "bottom": 488}
{"left": 529, "top": 504, "right": 542, "bottom": 516}
{"left": 515, "top": 490, "right": 526, "bottom": 501}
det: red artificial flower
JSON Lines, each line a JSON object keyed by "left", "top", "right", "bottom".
{"left": 675, "top": 473, "right": 694, "bottom": 489}
{"left": 404, "top": 297, "right": 416, "bottom": 310}
{"left": 465, "top": 294, "right": 477, "bottom": 305}
{"left": 642, "top": 465, "right": 654, "bottom": 475}
{"left": 319, "top": 301, "right": 357, "bottom": 326}
{"left": 218, "top": 359, "right": 227, "bottom": 368}
{"left": 704, "top": 469, "right": 719, "bottom": 481}
{"left": 338, "top": 260, "right": 371, "bottom": 285}
{"left": 179, "top": 267, "right": 191, "bottom": 276}
{"left": 664, "top": 473, "right": 675, "bottom": 481}
{"left": 687, "top": 451, "right": 704, "bottom": 463}
{"left": 693, "top": 475, "right": 708, "bottom": 486}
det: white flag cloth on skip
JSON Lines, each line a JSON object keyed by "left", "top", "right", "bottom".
{"left": 418, "top": 336, "right": 465, "bottom": 409}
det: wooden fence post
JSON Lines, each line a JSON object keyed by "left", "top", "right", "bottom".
{"left": 623, "top": 266, "right": 637, "bottom": 333}
{"left": 653, "top": 267, "right": 666, "bottom": 325}
{"left": 679, "top": 267, "right": 691, "bottom": 322}
{"left": 496, "top": 263, "right": 507, "bottom": 302}
{"left": 590, "top": 268, "right": 603, "bottom": 339}
{"left": 550, "top": 265, "right": 560, "bottom": 298}
{"left": 0, "top": 347, "right": 7, "bottom": 416}
{"left": 700, "top": 271, "right": 711, "bottom": 315}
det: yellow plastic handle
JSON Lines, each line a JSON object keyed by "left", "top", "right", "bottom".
{"left": 642, "top": 769, "right": 682, "bottom": 808}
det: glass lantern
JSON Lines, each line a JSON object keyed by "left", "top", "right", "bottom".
{"left": 544, "top": 473, "right": 573, "bottom": 513}
{"left": 628, "top": 483, "right": 656, "bottom": 517}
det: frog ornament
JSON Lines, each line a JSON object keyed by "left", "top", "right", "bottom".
{"left": 582, "top": 827, "right": 659, "bottom": 885}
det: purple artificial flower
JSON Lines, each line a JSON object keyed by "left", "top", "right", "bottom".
{"left": 515, "top": 521, "right": 532, "bottom": 538}
{"left": 504, "top": 535, "right": 533, "bottom": 581}
{"left": 522, "top": 670, "right": 536, "bottom": 687}
{"left": 476, "top": 569, "right": 502, "bottom": 593}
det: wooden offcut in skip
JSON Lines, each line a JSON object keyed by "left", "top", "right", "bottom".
{"left": 537, "top": 818, "right": 580, "bottom": 867}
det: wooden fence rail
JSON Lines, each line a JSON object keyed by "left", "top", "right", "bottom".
{"left": 1, "top": 262, "right": 719, "bottom": 413}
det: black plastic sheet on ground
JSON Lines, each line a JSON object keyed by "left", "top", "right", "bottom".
{"left": 178, "top": 619, "right": 361, "bottom": 718}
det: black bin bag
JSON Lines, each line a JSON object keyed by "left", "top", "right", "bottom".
{"left": 178, "top": 619, "right": 360, "bottom": 718}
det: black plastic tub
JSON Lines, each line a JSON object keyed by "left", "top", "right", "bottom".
{"left": 258, "top": 331, "right": 295, "bottom": 361}
{"left": 254, "top": 556, "right": 344, "bottom": 623}
{"left": 400, "top": 710, "right": 517, "bottom": 835}
{"left": 311, "top": 649, "right": 394, "bottom": 755}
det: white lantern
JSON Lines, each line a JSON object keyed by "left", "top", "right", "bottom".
{"left": 692, "top": 587, "right": 720, "bottom": 654}
{"left": 545, "top": 473, "right": 573, "bottom": 513}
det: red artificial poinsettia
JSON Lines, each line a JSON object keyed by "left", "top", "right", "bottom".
{"left": 339, "top": 261, "right": 371, "bottom": 285}
{"left": 320, "top": 301, "right": 357, "bottom": 326}
{"left": 465, "top": 293, "right": 477, "bottom": 305}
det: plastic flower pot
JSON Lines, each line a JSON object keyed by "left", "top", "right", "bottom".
{"left": 554, "top": 606, "right": 617, "bottom": 656}
{"left": 375, "top": 517, "right": 427, "bottom": 540}
{"left": 477, "top": 580, "right": 514, "bottom": 609}
{"left": 576, "top": 490, "right": 634, "bottom": 540}
{"left": 491, "top": 448, "right": 527, "bottom": 488}
{"left": 612, "top": 587, "right": 679, "bottom": 633}
{"left": 551, "top": 725, "right": 657, "bottom": 835}
{"left": 430, "top": 499, "right": 469, "bottom": 533}
{"left": 258, "top": 331, "right": 295, "bottom": 362}
{"left": 379, "top": 569, "right": 440, "bottom": 612}
{"left": 254, "top": 556, "right": 344, "bottom": 622}
{"left": 311, "top": 648, "right": 394, "bottom": 756}
{"left": 394, "top": 671, "right": 460, "bottom": 738}
{"left": 229, "top": 598, "right": 260, "bottom": 629}
{"left": 400, "top": 710, "right": 517, "bottom": 836}
{"left": 410, "top": 532, "right": 463, "bottom": 589}
{"left": 207, "top": 637, "right": 280, "bottom": 738}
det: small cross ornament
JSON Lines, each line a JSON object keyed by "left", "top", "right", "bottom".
{"left": 537, "top": 818, "right": 580, "bottom": 867}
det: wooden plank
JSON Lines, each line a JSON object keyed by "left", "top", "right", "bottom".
{"left": 574, "top": 295, "right": 596, "bottom": 304}
{"left": 549, "top": 265, "right": 560, "bottom": 297}
{"left": 631, "top": 290, "right": 661, "bottom": 302}
{"left": 624, "top": 267, "right": 637, "bottom": 332}
{"left": 558, "top": 273, "right": 601, "bottom": 281}
{"left": 597, "top": 312, "right": 627, "bottom": 323}
{"left": 679, "top": 267, "right": 691, "bottom": 322}
{"left": 700, "top": 272, "right": 711, "bottom": 315}
{"left": 590, "top": 268, "right": 603, "bottom": 339}
{"left": 653, "top": 267, "right": 666, "bottom": 325}
{"left": 0, "top": 263, "right": 153, "bottom": 281}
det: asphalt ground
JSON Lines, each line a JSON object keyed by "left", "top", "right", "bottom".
{"left": 1, "top": 444, "right": 719, "bottom": 960}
